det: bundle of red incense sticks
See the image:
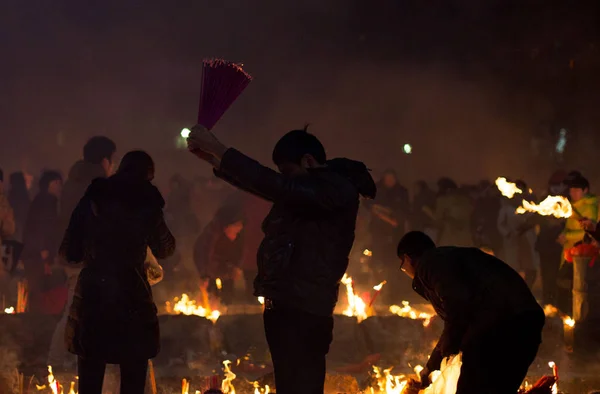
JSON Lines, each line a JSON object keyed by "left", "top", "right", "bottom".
{"left": 197, "top": 59, "right": 252, "bottom": 130}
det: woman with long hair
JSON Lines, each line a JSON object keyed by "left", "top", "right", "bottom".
{"left": 60, "top": 151, "right": 176, "bottom": 394}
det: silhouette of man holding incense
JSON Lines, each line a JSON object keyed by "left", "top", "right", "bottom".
{"left": 187, "top": 124, "right": 376, "bottom": 394}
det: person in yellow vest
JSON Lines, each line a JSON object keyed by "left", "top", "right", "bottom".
{"left": 556, "top": 174, "right": 599, "bottom": 315}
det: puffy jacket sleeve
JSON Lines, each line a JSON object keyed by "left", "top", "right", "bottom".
{"left": 419, "top": 257, "right": 473, "bottom": 372}
{"left": 218, "top": 148, "right": 354, "bottom": 211}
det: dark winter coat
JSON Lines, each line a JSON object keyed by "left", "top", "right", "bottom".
{"left": 61, "top": 174, "right": 175, "bottom": 363}
{"left": 22, "top": 192, "right": 60, "bottom": 261}
{"left": 412, "top": 246, "right": 544, "bottom": 372}
{"left": 215, "top": 148, "right": 376, "bottom": 316}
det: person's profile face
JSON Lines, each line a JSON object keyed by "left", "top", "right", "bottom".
{"left": 399, "top": 255, "right": 416, "bottom": 279}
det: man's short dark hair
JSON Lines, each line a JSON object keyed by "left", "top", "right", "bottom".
{"left": 272, "top": 126, "right": 326, "bottom": 166}
{"left": 397, "top": 231, "right": 436, "bottom": 263}
{"left": 39, "top": 170, "right": 63, "bottom": 192}
{"left": 567, "top": 174, "right": 589, "bottom": 190}
{"left": 83, "top": 136, "right": 116, "bottom": 165}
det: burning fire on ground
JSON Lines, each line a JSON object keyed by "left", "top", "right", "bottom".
{"left": 389, "top": 301, "right": 434, "bottom": 327}
{"left": 167, "top": 293, "right": 221, "bottom": 322}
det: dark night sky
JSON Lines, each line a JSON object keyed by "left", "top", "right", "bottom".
{"left": 2, "top": 0, "right": 600, "bottom": 189}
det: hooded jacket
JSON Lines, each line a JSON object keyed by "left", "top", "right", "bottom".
{"left": 215, "top": 148, "right": 376, "bottom": 316}
{"left": 60, "top": 174, "right": 175, "bottom": 363}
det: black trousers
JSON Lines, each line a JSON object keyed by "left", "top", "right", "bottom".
{"left": 77, "top": 356, "right": 148, "bottom": 394}
{"left": 264, "top": 303, "right": 333, "bottom": 394}
{"left": 456, "top": 311, "right": 545, "bottom": 394}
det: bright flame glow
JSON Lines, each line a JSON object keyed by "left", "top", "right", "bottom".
{"left": 172, "top": 293, "right": 221, "bottom": 322}
{"left": 181, "top": 128, "right": 191, "bottom": 138}
{"left": 495, "top": 177, "right": 522, "bottom": 199}
{"left": 44, "top": 366, "right": 59, "bottom": 394}
{"left": 516, "top": 195, "right": 573, "bottom": 218}
{"left": 421, "top": 353, "right": 462, "bottom": 394}
{"left": 372, "top": 365, "right": 408, "bottom": 394}
{"left": 216, "top": 278, "right": 223, "bottom": 290}
{"left": 373, "top": 281, "right": 387, "bottom": 291}
{"left": 258, "top": 296, "right": 265, "bottom": 305}
{"left": 403, "top": 144, "right": 412, "bottom": 154}
{"left": 341, "top": 274, "right": 368, "bottom": 323}
{"left": 222, "top": 360, "right": 236, "bottom": 394}
{"left": 389, "top": 301, "right": 433, "bottom": 327}
{"left": 370, "top": 354, "right": 461, "bottom": 394}
{"left": 253, "top": 381, "right": 270, "bottom": 394}
{"left": 4, "top": 306, "right": 14, "bottom": 314}
{"left": 564, "top": 316, "right": 575, "bottom": 328}
{"left": 543, "top": 304, "right": 559, "bottom": 317}
{"left": 363, "top": 249, "right": 373, "bottom": 257}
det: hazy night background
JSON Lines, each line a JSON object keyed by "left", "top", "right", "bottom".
{"left": 2, "top": 0, "right": 600, "bottom": 191}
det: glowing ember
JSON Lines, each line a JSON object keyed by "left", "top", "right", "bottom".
{"left": 516, "top": 195, "right": 572, "bottom": 219}
{"left": 172, "top": 293, "right": 221, "bottom": 322}
{"left": 543, "top": 304, "right": 558, "bottom": 317}
{"left": 563, "top": 316, "right": 575, "bottom": 328}
{"left": 216, "top": 278, "right": 223, "bottom": 290}
{"left": 389, "top": 301, "right": 433, "bottom": 327}
{"left": 548, "top": 362, "right": 558, "bottom": 394}
{"left": 4, "top": 306, "right": 14, "bottom": 314}
{"left": 222, "top": 360, "right": 237, "bottom": 394}
{"left": 373, "top": 281, "right": 387, "bottom": 291}
{"left": 496, "top": 177, "right": 522, "bottom": 199}
{"left": 363, "top": 249, "right": 373, "bottom": 257}
{"left": 341, "top": 274, "right": 368, "bottom": 322}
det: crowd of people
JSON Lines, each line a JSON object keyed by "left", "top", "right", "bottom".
{"left": 0, "top": 126, "right": 597, "bottom": 393}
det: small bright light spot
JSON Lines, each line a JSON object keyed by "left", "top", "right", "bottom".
{"left": 555, "top": 128, "right": 567, "bottom": 154}
{"left": 180, "top": 128, "right": 191, "bottom": 138}
{"left": 403, "top": 143, "right": 412, "bottom": 154}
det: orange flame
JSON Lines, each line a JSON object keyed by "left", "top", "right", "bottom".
{"left": 516, "top": 196, "right": 572, "bottom": 219}
{"left": 496, "top": 177, "right": 522, "bottom": 199}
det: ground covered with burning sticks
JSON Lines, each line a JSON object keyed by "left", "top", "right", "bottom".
{"left": 2, "top": 300, "right": 600, "bottom": 394}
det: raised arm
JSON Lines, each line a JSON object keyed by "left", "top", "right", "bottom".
{"left": 217, "top": 148, "right": 353, "bottom": 211}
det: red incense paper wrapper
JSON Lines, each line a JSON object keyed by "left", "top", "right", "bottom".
{"left": 197, "top": 59, "right": 252, "bottom": 130}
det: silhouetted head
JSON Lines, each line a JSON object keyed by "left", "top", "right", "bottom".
{"left": 39, "top": 171, "right": 63, "bottom": 197}
{"left": 566, "top": 173, "right": 590, "bottom": 202}
{"left": 437, "top": 177, "right": 458, "bottom": 195}
{"left": 117, "top": 151, "right": 155, "bottom": 181}
{"left": 396, "top": 231, "right": 436, "bottom": 279}
{"left": 84, "top": 136, "right": 117, "bottom": 176}
{"left": 381, "top": 169, "right": 398, "bottom": 189}
{"left": 9, "top": 172, "right": 27, "bottom": 192}
{"left": 272, "top": 125, "right": 326, "bottom": 176}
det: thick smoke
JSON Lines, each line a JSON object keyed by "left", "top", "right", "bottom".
{"left": 1, "top": 0, "right": 599, "bottom": 189}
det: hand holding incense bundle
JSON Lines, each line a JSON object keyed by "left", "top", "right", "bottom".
{"left": 197, "top": 59, "right": 252, "bottom": 130}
